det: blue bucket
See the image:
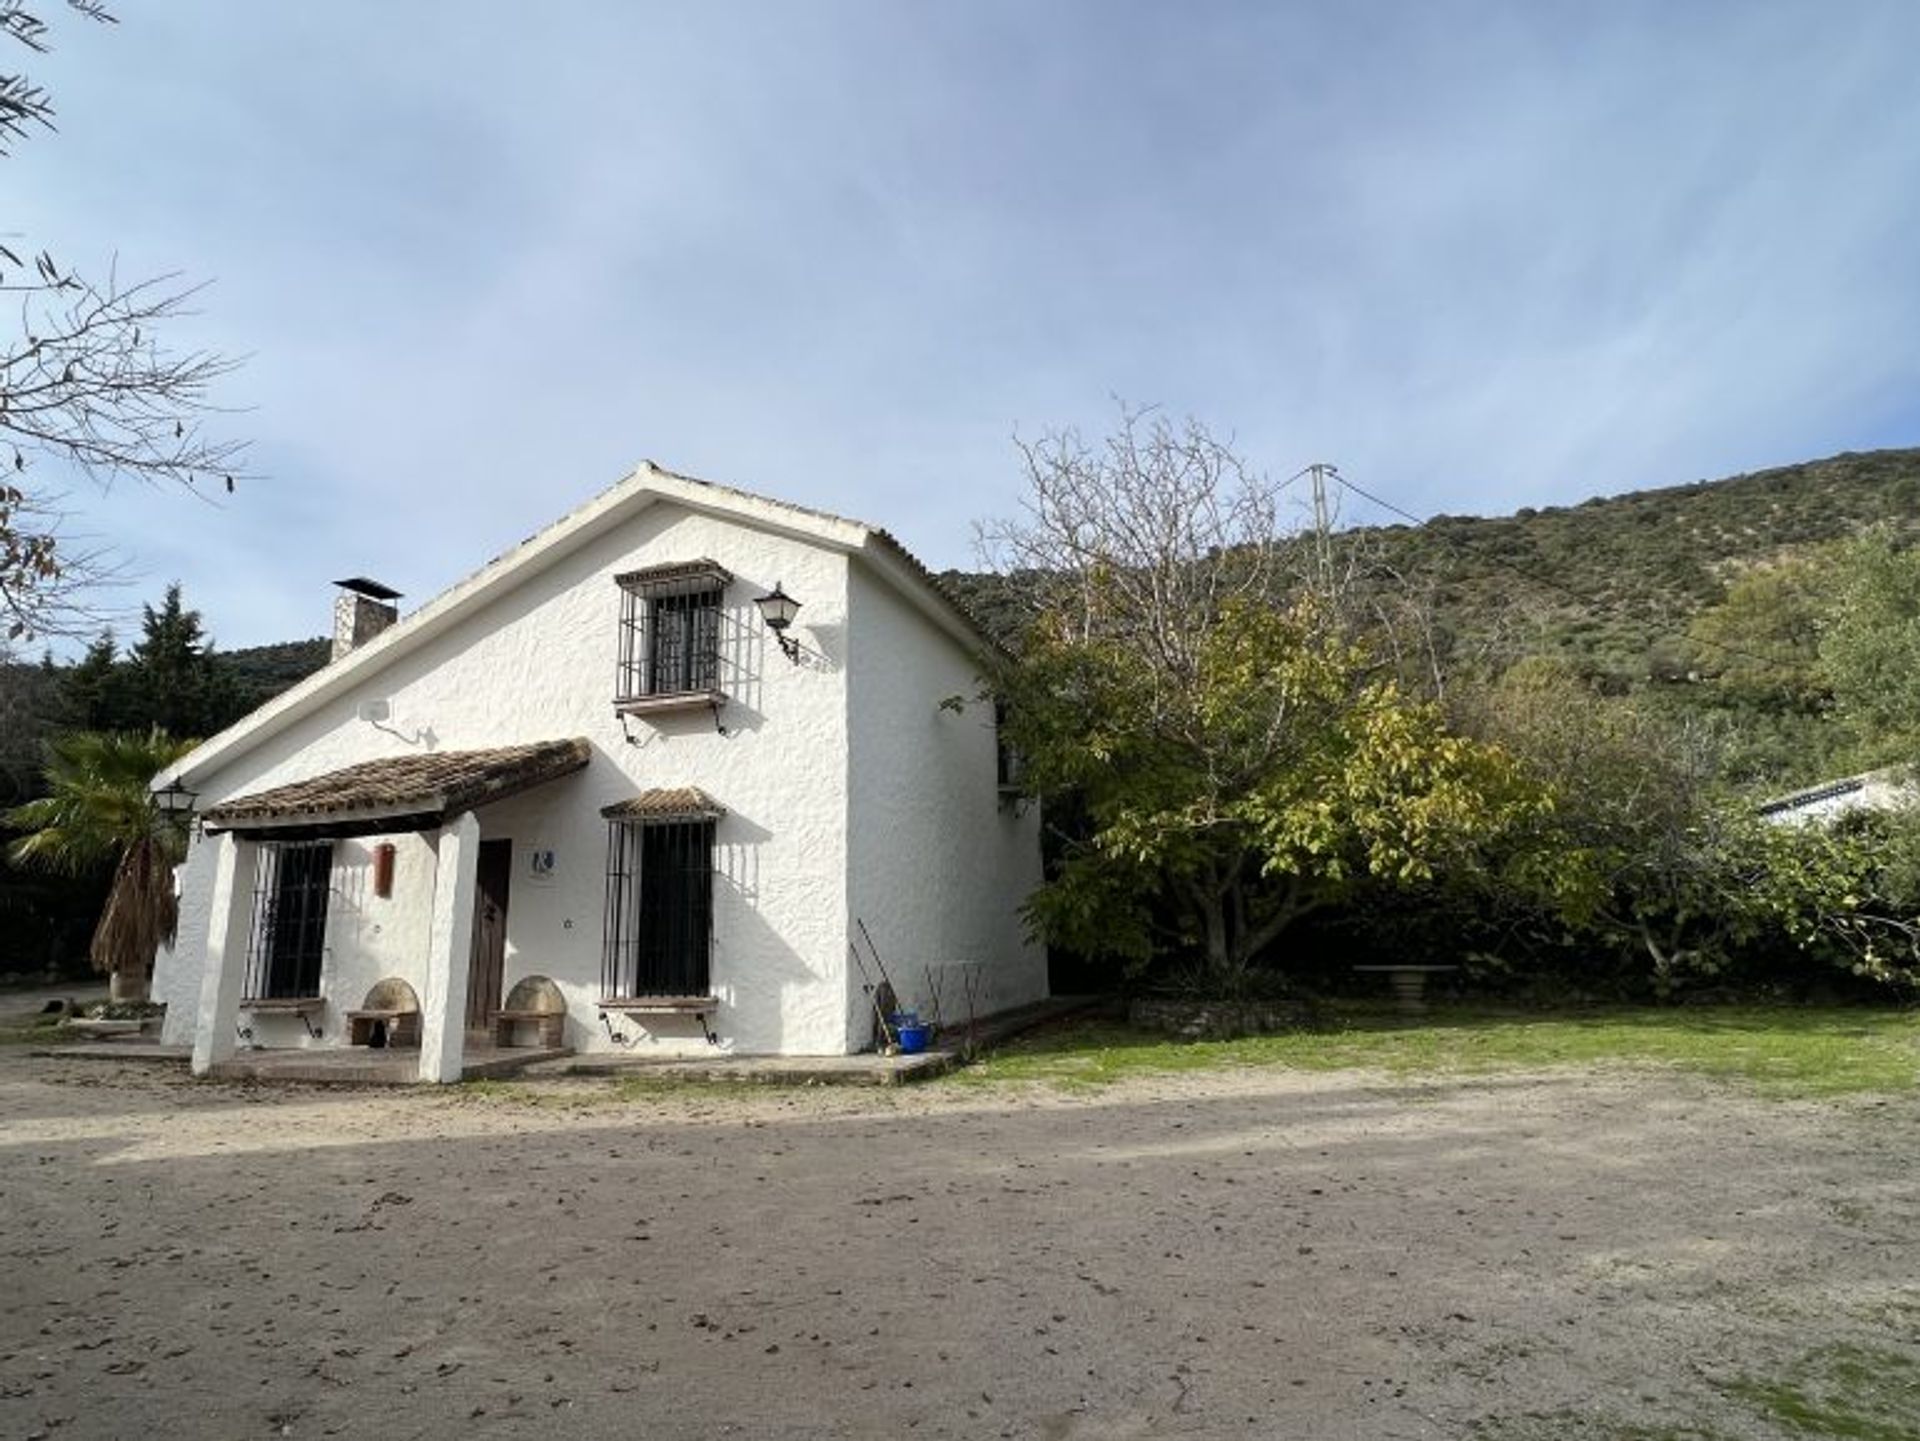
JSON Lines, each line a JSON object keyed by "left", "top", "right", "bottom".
{"left": 890, "top": 1012, "right": 928, "bottom": 1054}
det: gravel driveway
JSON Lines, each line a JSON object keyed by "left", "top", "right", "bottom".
{"left": 1, "top": 1054, "right": 1914, "bottom": 1439}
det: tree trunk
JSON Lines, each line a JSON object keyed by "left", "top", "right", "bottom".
{"left": 109, "top": 965, "right": 150, "bottom": 1005}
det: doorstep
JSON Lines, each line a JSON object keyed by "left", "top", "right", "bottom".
{"left": 549, "top": 995, "right": 1105, "bottom": 1087}
{"left": 203, "top": 1042, "right": 572, "bottom": 1085}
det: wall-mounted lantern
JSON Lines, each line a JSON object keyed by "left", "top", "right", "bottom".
{"left": 753, "top": 582, "right": 803, "bottom": 664}
{"left": 152, "top": 778, "right": 197, "bottom": 821}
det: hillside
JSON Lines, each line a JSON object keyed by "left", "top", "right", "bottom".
{"left": 218, "top": 638, "right": 331, "bottom": 713}
{"left": 944, "top": 447, "right": 1920, "bottom": 681}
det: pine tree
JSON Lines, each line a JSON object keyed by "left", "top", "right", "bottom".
{"left": 128, "top": 583, "right": 232, "bottom": 739}
{"left": 60, "top": 629, "right": 124, "bottom": 730}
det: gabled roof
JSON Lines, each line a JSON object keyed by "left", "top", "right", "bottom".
{"left": 202, "top": 739, "right": 592, "bottom": 835}
{"left": 157, "top": 464, "right": 992, "bottom": 792}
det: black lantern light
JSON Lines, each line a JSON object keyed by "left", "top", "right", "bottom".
{"left": 754, "top": 582, "right": 803, "bottom": 663}
{"left": 152, "top": 777, "right": 197, "bottom": 821}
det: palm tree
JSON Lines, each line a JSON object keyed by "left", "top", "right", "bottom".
{"left": 5, "top": 730, "right": 197, "bottom": 1003}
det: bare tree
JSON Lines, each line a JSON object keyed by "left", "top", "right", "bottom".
{"left": 2, "top": 1, "right": 245, "bottom": 639}
{"left": 976, "top": 403, "right": 1295, "bottom": 674}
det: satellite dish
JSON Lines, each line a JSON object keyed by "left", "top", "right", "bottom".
{"left": 357, "top": 698, "right": 392, "bottom": 724}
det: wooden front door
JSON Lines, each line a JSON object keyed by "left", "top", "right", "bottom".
{"left": 465, "top": 839, "right": 512, "bottom": 1031}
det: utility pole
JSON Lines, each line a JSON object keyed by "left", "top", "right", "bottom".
{"left": 1307, "top": 462, "right": 1338, "bottom": 596}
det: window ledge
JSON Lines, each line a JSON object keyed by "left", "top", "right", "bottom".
{"left": 240, "top": 996, "right": 325, "bottom": 1013}
{"left": 599, "top": 996, "right": 717, "bottom": 1014}
{"left": 614, "top": 689, "right": 727, "bottom": 717}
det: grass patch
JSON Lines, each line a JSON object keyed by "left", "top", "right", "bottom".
{"left": 1470, "top": 1343, "right": 1920, "bottom": 1439}
{"left": 958, "top": 1005, "right": 1920, "bottom": 1098}
{"left": 1470, "top": 1414, "right": 1726, "bottom": 1440}
{"left": 0, "top": 1016, "right": 70, "bottom": 1046}
{"left": 1720, "top": 1344, "right": 1920, "bottom": 1439}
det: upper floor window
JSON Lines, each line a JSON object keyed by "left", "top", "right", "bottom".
{"left": 615, "top": 560, "right": 732, "bottom": 706}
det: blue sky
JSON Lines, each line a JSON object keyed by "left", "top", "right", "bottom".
{"left": 12, "top": 1, "right": 1920, "bottom": 650}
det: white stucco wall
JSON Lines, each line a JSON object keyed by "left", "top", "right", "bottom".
{"left": 157, "top": 829, "right": 437, "bottom": 1049}
{"left": 154, "top": 498, "right": 854, "bottom": 1058}
{"left": 844, "top": 564, "right": 1046, "bottom": 1045}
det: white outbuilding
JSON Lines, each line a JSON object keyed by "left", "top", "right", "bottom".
{"left": 150, "top": 463, "right": 1045, "bottom": 1080}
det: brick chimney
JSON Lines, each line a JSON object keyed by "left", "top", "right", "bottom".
{"left": 332, "top": 577, "right": 402, "bottom": 661}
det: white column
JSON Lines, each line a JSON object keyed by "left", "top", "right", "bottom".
{"left": 191, "top": 834, "right": 258, "bottom": 1076}
{"left": 418, "top": 810, "right": 479, "bottom": 1083}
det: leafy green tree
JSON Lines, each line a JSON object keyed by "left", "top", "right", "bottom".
{"left": 1001, "top": 599, "right": 1541, "bottom": 990}
{"left": 4, "top": 728, "right": 195, "bottom": 1000}
{"left": 1819, "top": 528, "right": 1920, "bottom": 762}
{"left": 1687, "top": 555, "right": 1830, "bottom": 712}
{"left": 1450, "top": 658, "right": 1751, "bottom": 989}
{"left": 981, "top": 410, "right": 1544, "bottom": 992}
{"left": 1738, "top": 810, "right": 1920, "bottom": 993}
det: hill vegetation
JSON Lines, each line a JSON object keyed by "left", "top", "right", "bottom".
{"left": 973, "top": 422, "right": 1920, "bottom": 1005}
{"left": 220, "top": 638, "right": 331, "bottom": 713}
{"left": 947, "top": 447, "right": 1920, "bottom": 683}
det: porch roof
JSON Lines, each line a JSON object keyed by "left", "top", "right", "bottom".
{"left": 202, "top": 738, "right": 592, "bottom": 839}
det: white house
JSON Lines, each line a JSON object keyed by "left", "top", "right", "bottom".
{"left": 150, "top": 463, "right": 1046, "bottom": 1081}
{"left": 1757, "top": 767, "right": 1916, "bottom": 827}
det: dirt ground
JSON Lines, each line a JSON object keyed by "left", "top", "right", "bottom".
{"left": 0, "top": 1053, "right": 1915, "bottom": 1441}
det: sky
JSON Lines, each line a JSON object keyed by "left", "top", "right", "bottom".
{"left": 10, "top": 1, "right": 1920, "bottom": 651}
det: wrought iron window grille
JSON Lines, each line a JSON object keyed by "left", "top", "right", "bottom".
{"left": 613, "top": 561, "right": 735, "bottom": 705}
{"left": 601, "top": 816, "right": 716, "bottom": 1003}
{"left": 244, "top": 840, "right": 334, "bottom": 1001}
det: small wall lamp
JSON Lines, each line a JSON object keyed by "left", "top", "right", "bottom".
{"left": 152, "top": 778, "right": 197, "bottom": 820}
{"left": 754, "top": 582, "right": 803, "bottom": 663}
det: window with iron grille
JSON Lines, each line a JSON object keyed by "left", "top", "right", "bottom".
{"left": 602, "top": 818, "right": 715, "bottom": 999}
{"left": 994, "top": 699, "right": 1025, "bottom": 792}
{"left": 615, "top": 561, "right": 732, "bottom": 704}
{"left": 245, "top": 841, "right": 333, "bottom": 999}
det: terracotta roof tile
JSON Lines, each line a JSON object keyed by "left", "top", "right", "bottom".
{"left": 599, "top": 786, "right": 724, "bottom": 822}
{"left": 204, "top": 738, "right": 592, "bottom": 830}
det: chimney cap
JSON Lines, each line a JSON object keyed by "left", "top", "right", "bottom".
{"left": 333, "top": 576, "right": 403, "bottom": 602}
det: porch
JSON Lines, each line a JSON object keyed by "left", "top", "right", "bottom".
{"left": 188, "top": 738, "right": 594, "bottom": 1084}
{"left": 205, "top": 1037, "right": 571, "bottom": 1084}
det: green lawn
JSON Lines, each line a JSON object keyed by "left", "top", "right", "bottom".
{"left": 959, "top": 1005, "right": 1920, "bottom": 1098}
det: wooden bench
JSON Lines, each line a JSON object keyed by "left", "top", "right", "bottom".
{"left": 239, "top": 995, "right": 325, "bottom": 1038}
{"left": 598, "top": 995, "right": 720, "bottom": 1046}
{"left": 239, "top": 996, "right": 324, "bottom": 1014}
{"left": 1351, "top": 964, "right": 1459, "bottom": 1014}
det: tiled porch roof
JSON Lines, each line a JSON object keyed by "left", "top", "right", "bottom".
{"left": 203, "top": 738, "right": 592, "bottom": 834}
{"left": 600, "top": 786, "right": 725, "bottom": 822}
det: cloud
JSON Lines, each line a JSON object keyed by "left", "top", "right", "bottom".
{"left": 8, "top": 0, "right": 1919, "bottom": 647}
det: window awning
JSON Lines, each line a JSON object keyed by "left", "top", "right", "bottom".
{"left": 201, "top": 738, "right": 592, "bottom": 840}
{"left": 600, "top": 786, "right": 725, "bottom": 823}
{"left": 613, "top": 558, "right": 732, "bottom": 597}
